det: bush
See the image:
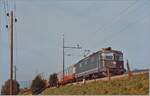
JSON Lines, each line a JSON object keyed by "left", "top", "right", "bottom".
{"left": 31, "top": 75, "right": 45, "bottom": 94}
{"left": 1, "top": 79, "right": 20, "bottom": 95}
{"left": 49, "top": 73, "right": 59, "bottom": 87}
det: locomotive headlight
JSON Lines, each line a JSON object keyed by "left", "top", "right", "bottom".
{"left": 120, "top": 65, "right": 123, "bottom": 68}
{"left": 113, "top": 61, "right": 116, "bottom": 65}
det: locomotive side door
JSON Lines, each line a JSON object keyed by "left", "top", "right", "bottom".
{"left": 101, "top": 52, "right": 105, "bottom": 68}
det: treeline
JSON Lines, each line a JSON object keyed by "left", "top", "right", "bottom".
{"left": 30, "top": 73, "right": 59, "bottom": 95}
{"left": 1, "top": 73, "right": 59, "bottom": 95}
{"left": 1, "top": 79, "right": 20, "bottom": 95}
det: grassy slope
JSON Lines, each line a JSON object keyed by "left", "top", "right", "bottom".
{"left": 41, "top": 73, "right": 149, "bottom": 95}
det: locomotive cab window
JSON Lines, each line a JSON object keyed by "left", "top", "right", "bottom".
{"left": 79, "top": 62, "right": 83, "bottom": 68}
{"left": 102, "top": 53, "right": 114, "bottom": 60}
{"left": 105, "top": 56, "right": 113, "bottom": 60}
{"left": 115, "top": 54, "right": 123, "bottom": 61}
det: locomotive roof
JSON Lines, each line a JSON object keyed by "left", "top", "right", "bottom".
{"left": 100, "top": 49, "right": 123, "bottom": 54}
{"left": 75, "top": 48, "right": 123, "bottom": 65}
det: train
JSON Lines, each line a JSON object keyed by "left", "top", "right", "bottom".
{"left": 57, "top": 47, "right": 126, "bottom": 85}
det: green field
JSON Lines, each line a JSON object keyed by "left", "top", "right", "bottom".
{"left": 41, "top": 73, "right": 149, "bottom": 95}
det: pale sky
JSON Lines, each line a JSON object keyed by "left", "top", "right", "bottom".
{"left": 0, "top": 0, "right": 150, "bottom": 88}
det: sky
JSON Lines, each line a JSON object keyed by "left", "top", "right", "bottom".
{"left": 0, "top": 0, "right": 150, "bottom": 89}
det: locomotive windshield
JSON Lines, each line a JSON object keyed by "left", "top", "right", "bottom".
{"left": 105, "top": 55, "right": 113, "bottom": 60}
{"left": 115, "top": 54, "right": 123, "bottom": 61}
{"left": 102, "top": 52, "right": 123, "bottom": 61}
{"left": 102, "top": 53, "right": 114, "bottom": 60}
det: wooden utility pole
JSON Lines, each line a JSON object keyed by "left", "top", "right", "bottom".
{"left": 10, "top": 11, "right": 14, "bottom": 95}
{"left": 127, "top": 59, "right": 132, "bottom": 79}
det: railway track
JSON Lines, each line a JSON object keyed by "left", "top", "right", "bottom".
{"left": 20, "top": 70, "right": 149, "bottom": 95}
{"left": 70, "top": 70, "right": 149, "bottom": 86}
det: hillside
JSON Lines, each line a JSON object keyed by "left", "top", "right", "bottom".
{"left": 41, "top": 72, "right": 149, "bottom": 95}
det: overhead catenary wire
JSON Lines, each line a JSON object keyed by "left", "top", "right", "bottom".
{"left": 72, "top": 1, "right": 140, "bottom": 53}
{"left": 101, "top": 1, "right": 149, "bottom": 45}
{"left": 93, "top": 0, "right": 139, "bottom": 35}
{"left": 99, "top": 13, "right": 149, "bottom": 47}
{"left": 90, "top": 0, "right": 147, "bottom": 49}
{"left": 89, "top": 0, "right": 142, "bottom": 46}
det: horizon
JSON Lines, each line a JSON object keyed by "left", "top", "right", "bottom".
{"left": 0, "top": 0, "right": 150, "bottom": 90}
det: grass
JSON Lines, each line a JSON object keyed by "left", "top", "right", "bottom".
{"left": 19, "top": 90, "right": 32, "bottom": 95}
{"left": 41, "top": 72, "right": 149, "bottom": 95}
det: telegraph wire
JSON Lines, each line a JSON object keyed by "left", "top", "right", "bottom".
{"left": 2, "top": 0, "right": 8, "bottom": 29}
{"left": 2, "top": 0, "right": 11, "bottom": 57}
{"left": 14, "top": 0, "right": 16, "bottom": 13}
{"left": 6, "top": 0, "right": 9, "bottom": 12}
{"left": 3, "top": 0, "right": 7, "bottom": 15}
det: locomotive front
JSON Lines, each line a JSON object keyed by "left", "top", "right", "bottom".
{"left": 101, "top": 47, "right": 126, "bottom": 75}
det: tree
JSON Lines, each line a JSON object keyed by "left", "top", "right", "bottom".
{"left": 1, "top": 79, "right": 20, "bottom": 95}
{"left": 49, "top": 73, "right": 59, "bottom": 87}
{"left": 31, "top": 74, "right": 45, "bottom": 94}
